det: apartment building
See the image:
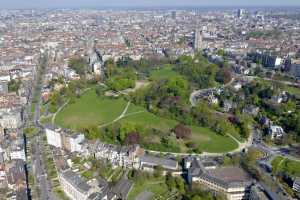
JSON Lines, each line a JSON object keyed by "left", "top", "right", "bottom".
{"left": 187, "top": 158, "right": 252, "bottom": 200}
{"left": 58, "top": 169, "right": 93, "bottom": 200}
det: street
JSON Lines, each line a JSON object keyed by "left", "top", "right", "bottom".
{"left": 29, "top": 55, "right": 57, "bottom": 200}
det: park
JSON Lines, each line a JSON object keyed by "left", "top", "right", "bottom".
{"left": 54, "top": 88, "right": 239, "bottom": 153}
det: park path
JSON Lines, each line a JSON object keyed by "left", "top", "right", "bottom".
{"left": 190, "top": 77, "right": 235, "bottom": 107}
{"left": 98, "top": 101, "right": 131, "bottom": 128}
{"left": 226, "top": 132, "right": 253, "bottom": 153}
{"left": 51, "top": 99, "right": 70, "bottom": 124}
{"left": 145, "top": 130, "right": 254, "bottom": 157}
{"left": 51, "top": 87, "right": 92, "bottom": 124}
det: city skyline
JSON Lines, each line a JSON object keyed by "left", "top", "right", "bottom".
{"left": 1, "top": 0, "right": 300, "bottom": 9}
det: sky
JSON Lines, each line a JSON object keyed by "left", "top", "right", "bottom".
{"left": 1, "top": 0, "right": 300, "bottom": 9}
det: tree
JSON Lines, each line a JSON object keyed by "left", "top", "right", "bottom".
{"left": 175, "top": 55, "right": 217, "bottom": 89}
{"left": 119, "top": 122, "right": 136, "bottom": 143}
{"left": 153, "top": 165, "right": 163, "bottom": 178}
{"left": 116, "top": 56, "right": 133, "bottom": 67}
{"left": 84, "top": 125, "right": 101, "bottom": 140}
{"left": 192, "top": 101, "right": 214, "bottom": 126}
{"left": 215, "top": 67, "right": 232, "bottom": 84}
{"left": 217, "top": 49, "right": 225, "bottom": 57}
{"left": 95, "top": 87, "right": 105, "bottom": 97}
{"left": 68, "top": 57, "right": 87, "bottom": 76}
{"left": 8, "top": 79, "right": 21, "bottom": 92}
{"left": 191, "top": 196, "right": 202, "bottom": 200}
{"left": 125, "top": 132, "right": 140, "bottom": 145}
{"left": 245, "top": 148, "right": 264, "bottom": 165}
{"left": 165, "top": 172, "right": 176, "bottom": 190}
{"left": 173, "top": 123, "right": 191, "bottom": 139}
{"left": 107, "top": 77, "right": 135, "bottom": 91}
{"left": 223, "top": 155, "right": 234, "bottom": 166}
{"left": 164, "top": 76, "right": 189, "bottom": 97}
{"left": 215, "top": 118, "right": 234, "bottom": 136}
{"left": 105, "top": 58, "right": 116, "bottom": 78}
{"left": 106, "top": 67, "right": 137, "bottom": 91}
{"left": 49, "top": 91, "right": 63, "bottom": 107}
{"left": 175, "top": 177, "right": 185, "bottom": 194}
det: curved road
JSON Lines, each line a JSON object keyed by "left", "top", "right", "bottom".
{"left": 190, "top": 77, "right": 235, "bottom": 107}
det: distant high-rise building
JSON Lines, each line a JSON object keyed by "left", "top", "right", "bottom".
{"left": 171, "top": 11, "right": 176, "bottom": 20}
{"left": 237, "top": 9, "right": 245, "bottom": 19}
{"left": 194, "top": 29, "right": 203, "bottom": 51}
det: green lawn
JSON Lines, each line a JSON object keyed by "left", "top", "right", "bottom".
{"left": 123, "top": 105, "right": 238, "bottom": 153}
{"left": 271, "top": 156, "right": 300, "bottom": 177}
{"left": 122, "top": 110, "right": 238, "bottom": 153}
{"left": 55, "top": 88, "right": 238, "bottom": 153}
{"left": 55, "top": 91, "right": 127, "bottom": 130}
{"left": 128, "top": 179, "right": 168, "bottom": 200}
{"left": 54, "top": 187, "right": 70, "bottom": 200}
{"left": 81, "top": 171, "right": 93, "bottom": 180}
{"left": 285, "top": 85, "right": 300, "bottom": 97}
{"left": 190, "top": 126, "right": 238, "bottom": 153}
{"left": 122, "top": 107, "right": 177, "bottom": 132}
{"left": 150, "top": 65, "right": 179, "bottom": 80}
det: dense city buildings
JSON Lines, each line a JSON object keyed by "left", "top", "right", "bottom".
{"left": 0, "top": 4, "right": 300, "bottom": 200}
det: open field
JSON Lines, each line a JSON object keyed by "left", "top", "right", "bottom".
{"left": 55, "top": 91, "right": 127, "bottom": 129}
{"left": 271, "top": 156, "right": 300, "bottom": 177}
{"left": 55, "top": 89, "right": 238, "bottom": 153}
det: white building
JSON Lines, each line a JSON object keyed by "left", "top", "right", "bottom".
{"left": 10, "top": 150, "right": 26, "bottom": 161}
{"left": 58, "top": 169, "right": 93, "bottom": 200}
{"left": 274, "top": 57, "right": 282, "bottom": 67}
{"left": 92, "top": 62, "right": 103, "bottom": 76}
{"left": 293, "top": 178, "right": 300, "bottom": 193}
{"left": 232, "top": 82, "right": 242, "bottom": 91}
{"left": 0, "top": 74, "right": 11, "bottom": 82}
{"left": 187, "top": 158, "right": 252, "bottom": 200}
{"left": 64, "top": 68, "right": 80, "bottom": 80}
{"left": 94, "top": 143, "right": 143, "bottom": 169}
{"left": 68, "top": 134, "right": 85, "bottom": 153}
{"left": 0, "top": 112, "right": 22, "bottom": 129}
{"left": 269, "top": 125, "right": 284, "bottom": 140}
{"left": 46, "top": 127, "right": 62, "bottom": 148}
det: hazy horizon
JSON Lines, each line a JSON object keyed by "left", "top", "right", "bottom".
{"left": 1, "top": 0, "right": 300, "bottom": 9}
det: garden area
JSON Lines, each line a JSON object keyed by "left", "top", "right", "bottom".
{"left": 127, "top": 170, "right": 183, "bottom": 200}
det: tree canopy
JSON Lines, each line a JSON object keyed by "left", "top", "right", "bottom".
{"left": 68, "top": 57, "right": 87, "bottom": 76}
